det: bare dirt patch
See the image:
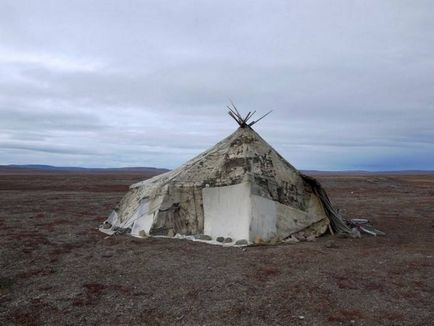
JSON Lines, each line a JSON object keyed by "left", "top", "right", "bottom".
{"left": 0, "top": 172, "right": 433, "bottom": 325}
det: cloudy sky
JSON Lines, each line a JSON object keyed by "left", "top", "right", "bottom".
{"left": 0, "top": 1, "right": 433, "bottom": 170}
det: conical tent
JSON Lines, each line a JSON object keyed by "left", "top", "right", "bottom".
{"left": 100, "top": 112, "right": 351, "bottom": 245}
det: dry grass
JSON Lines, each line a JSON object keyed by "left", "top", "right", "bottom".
{"left": 0, "top": 172, "right": 433, "bottom": 325}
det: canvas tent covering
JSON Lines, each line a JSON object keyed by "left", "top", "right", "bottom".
{"left": 100, "top": 111, "right": 352, "bottom": 245}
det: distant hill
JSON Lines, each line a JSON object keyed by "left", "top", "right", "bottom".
{"left": 0, "top": 164, "right": 170, "bottom": 175}
{"left": 0, "top": 165, "right": 432, "bottom": 175}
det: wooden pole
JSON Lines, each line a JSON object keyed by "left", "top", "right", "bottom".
{"left": 249, "top": 110, "right": 272, "bottom": 126}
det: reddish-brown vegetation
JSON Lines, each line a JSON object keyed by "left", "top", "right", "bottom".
{"left": 0, "top": 172, "right": 433, "bottom": 325}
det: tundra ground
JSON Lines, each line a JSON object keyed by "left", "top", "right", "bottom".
{"left": 0, "top": 172, "right": 433, "bottom": 325}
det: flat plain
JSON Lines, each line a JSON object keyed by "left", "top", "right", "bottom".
{"left": 0, "top": 171, "right": 433, "bottom": 325}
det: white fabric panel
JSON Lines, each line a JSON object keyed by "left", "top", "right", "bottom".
{"left": 203, "top": 182, "right": 251, "bottom": 241}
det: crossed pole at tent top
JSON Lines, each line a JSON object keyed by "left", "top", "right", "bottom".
{"left": 226, "top": 100, "right": 272, "bottom": 128}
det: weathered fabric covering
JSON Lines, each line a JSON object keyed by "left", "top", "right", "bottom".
{"left": 100, "top": 126, "right": 351, "bottom": 244}
{"left": 300, "top": 174, "right": 352, "bottom": 235}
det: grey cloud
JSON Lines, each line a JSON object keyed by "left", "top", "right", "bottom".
{"left": 0, "top": 106, "right": 105, "bottom": 132}
{"left": 0, "top": 0, "right": 433, "bottom": 170}
{"left": 0, "top": 141, "right": 96, "bottom": 155}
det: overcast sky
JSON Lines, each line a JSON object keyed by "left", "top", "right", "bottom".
{"left": 0, "top": 1, "right": 433, "bottom": 170}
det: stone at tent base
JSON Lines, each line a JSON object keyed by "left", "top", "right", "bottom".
{"left": 138, "top": 230, "right": 147, "bottom": 237}
{"left": 216, "top": 237, "right": 225, "bottom": 243}
{"left": 194, "top": 234, "right": 212, "bottom": 241}
{"left": 101, "top": 222, "right": 112, "bottom": 229}
{"left": 167, "top": 229, "right": 175, "bottom": 237}
{"left": 303, "top": 235, "right": 316, "bottom": 242}
{"left": 235, "top": 239, "right": 248, "bottom": 245}
{"left": 223, "top": 237, "right": 232, "bottom": 243}
{"left": 283, "top": 236, "right": 299, "bottom": 244}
